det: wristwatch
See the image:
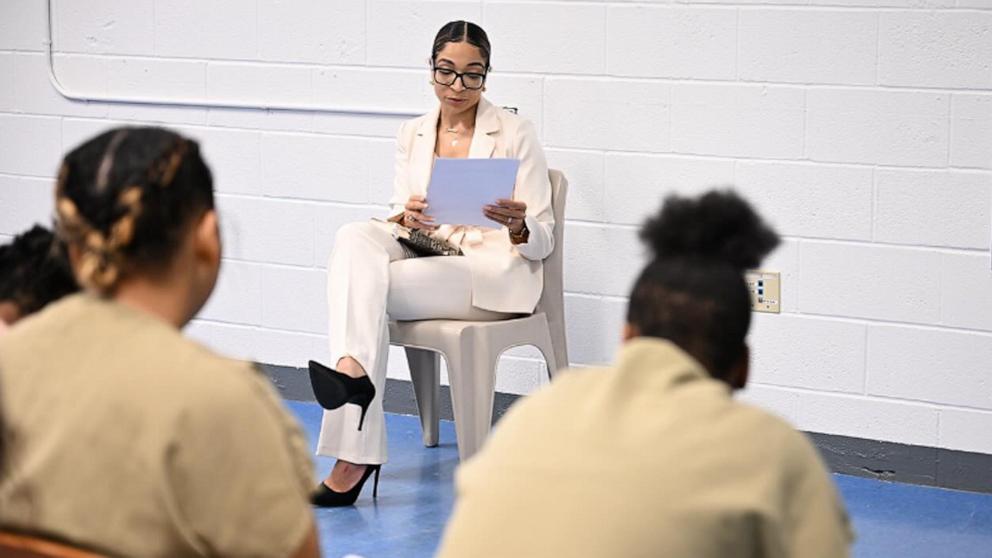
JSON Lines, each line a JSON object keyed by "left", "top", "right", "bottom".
{"left": 509, "top": 220, "right": 530, "bottom": 245}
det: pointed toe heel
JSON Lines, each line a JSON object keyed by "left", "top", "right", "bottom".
{"left": 310, "top": 464, "right": 382, "bottom": 508}
{"left": 307, "top": 360, "right": 376, "bottom": 431}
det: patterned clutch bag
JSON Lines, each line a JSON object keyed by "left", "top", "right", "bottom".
{"left": 372, "top": 219, "right": 463, "bottom": 257}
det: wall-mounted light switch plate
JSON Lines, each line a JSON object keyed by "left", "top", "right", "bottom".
{"left": 745, "top": 270, "right": 780, "bottom": 314}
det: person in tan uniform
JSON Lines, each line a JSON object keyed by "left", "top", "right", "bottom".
{"left": 0, "top": 127, "right": 320, "bottom": 558}
{"left": 437, "top": 191, "right": 853, "bottom": 558}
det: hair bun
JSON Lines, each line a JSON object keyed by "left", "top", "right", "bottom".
{"left": 640, "top": 190, "right": 780, "bottom": 270}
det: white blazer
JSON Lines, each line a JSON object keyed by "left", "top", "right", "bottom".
{"left": 388, "top": 97, "right": 555, "bottom": 314}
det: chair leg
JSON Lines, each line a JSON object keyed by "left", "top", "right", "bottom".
{"left": 447, "top": 334, "right": 499, "bottom": 462}
{"left": 535, "top": 326, "right": 558, "bottom": 381}
{"left": 405, "top": 347, "right": 441, "bottom": 448}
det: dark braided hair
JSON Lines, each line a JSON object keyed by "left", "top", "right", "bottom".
{"left": 55, "top": 127, "right": 214, "bottom": 293}
{"left": 0, "top": 225, "right": 78, "bottom": 317}
{"left": 627, "top": 190, "right": 779, "bottom": 381}
{"left": 432, "top": 21, "right": 492, "bottom": 70}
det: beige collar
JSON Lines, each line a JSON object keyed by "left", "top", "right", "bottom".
{"left": 612, "top": 337, "right": 715, "bottom": 392}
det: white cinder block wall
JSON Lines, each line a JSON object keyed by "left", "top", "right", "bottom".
{"left": 2, "top": 0, "right": 991, "bottom": 454}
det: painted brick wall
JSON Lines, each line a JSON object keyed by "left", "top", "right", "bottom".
{"left": 2, "top": 0, "right": 991, "bottom": 454}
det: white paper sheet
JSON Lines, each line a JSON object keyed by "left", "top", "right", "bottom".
{"left": 423, "top": 158, "right": 521, "bottom": 227}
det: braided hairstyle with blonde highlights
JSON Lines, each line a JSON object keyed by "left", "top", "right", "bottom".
{"left": 55, "top": 127, "right": 213, "bottom": 293}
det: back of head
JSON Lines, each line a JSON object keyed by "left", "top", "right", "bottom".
{"left": 55, "top": 127, "right": 214, "bottom": 294}
{"left": 627, "top": 190, "right": 779, "bottom": 382}
{"left": 0, "top": 225, "right": 78, "bottom": 322}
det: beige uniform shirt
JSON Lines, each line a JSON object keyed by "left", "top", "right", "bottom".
{"left": 0, "top": 294, "right": 314, "bottom": 557}
{"left": 438, "top": 338, "right": 852, "bottom": 558}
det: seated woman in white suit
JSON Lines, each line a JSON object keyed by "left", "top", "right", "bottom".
{"left": 308, "top": 20, "right": 555, "bottom": 507}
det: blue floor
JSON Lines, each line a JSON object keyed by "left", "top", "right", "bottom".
{"left": 287, "top": 401, "right": 992, "bottom": 558}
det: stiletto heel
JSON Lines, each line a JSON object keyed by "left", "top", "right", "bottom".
{"left": 308, "top": 360, "right": 376, "bottom": 431}
{"left": 357, "top": 397, "right": 371, "bottom": 431}
{"left": 310, "top": 464, "right": 382, "bottom": 508}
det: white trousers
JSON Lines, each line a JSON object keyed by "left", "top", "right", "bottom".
{"left": 316, "top": 222, "right": 510, "bottom": 464}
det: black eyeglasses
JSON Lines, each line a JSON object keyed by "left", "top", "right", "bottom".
{"left": 432, "top": 66, "right": 487, "bottom": 90}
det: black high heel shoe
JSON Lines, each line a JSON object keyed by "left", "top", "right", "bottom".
{"left": 307, "top": 360, "right": 376, "bottom": 431}
{"left": 310, "top": 464, "right": 381, "bottom": 508}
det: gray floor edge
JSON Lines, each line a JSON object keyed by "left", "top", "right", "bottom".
{"left": 260, "top": 363, "right": 992, "bottom": 494}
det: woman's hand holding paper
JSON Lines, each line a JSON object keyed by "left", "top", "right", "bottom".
{"left": 403, "top": 195, "right": 438, "bottom": 231}
{"left": 484, "top": 198, "right": 527, "bottom": 235}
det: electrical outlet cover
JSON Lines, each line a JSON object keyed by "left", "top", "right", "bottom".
{"left": 745, "top": 270, "right": 781, "bottom": 314}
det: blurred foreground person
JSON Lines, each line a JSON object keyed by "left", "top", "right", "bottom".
{"left": 0, "top": 225, "right": 76, "bottom": 486}
{"left": 438, "top": 191, "right": 852, "bottom": 558}
{"left": 0, "top": 127, "right": 320, "bottom": 558}
{"left": 0, "top": 225, "right": 78, "bottom": 332}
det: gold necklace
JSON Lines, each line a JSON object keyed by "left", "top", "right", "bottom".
{"left": 444, "top": 126, "right": 471, "bottom": 147}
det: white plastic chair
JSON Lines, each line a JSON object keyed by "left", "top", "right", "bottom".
{"left": 388, "top": 170, "right": 569, "bottom": 461}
